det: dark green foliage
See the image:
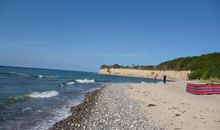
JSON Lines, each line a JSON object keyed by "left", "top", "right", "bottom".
{"left": 100, "top": 52, "right": 220, "bottom": 80}
{"left": 157, "top": 56, "right": 198, "bottom": 70}
{"left": 100, "top": 64, "right": 156, "bottom": 70}
{"left": 156, "top": 52, "right": 220, "bottom": 79}
{"left": 100, "top": 64, "right": 130, "bottom": 69}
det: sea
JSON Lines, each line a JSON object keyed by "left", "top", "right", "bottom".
{"left": 0, "top": 65, "right": 156, "bottom": 130}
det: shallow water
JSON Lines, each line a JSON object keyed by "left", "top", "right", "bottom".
{"left": 0, "top": 66, "right": 156, "bottom": 130}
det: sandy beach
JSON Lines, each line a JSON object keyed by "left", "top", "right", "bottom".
{"left": 51, "top": 81, "right": 220, "bottom": 130}
{"left": 127, "top": 81, "right": 220, "bottom": 130}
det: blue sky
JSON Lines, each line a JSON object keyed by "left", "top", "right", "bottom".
{"left": 0, "top": 0, "right": 220, "bottom": 72}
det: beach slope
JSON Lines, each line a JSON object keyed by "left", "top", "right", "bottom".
{"left": 51, "top": 81, "right": 220, "bottom": 130}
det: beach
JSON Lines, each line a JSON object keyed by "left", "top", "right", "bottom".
{"left": 1, "top": 0, "right": 219, "bottom": 130}
{"left": 127, "top": 81, "right": 220, "bottom": 130}
{"left": 0, "top": 66, "right": 156, "bottom": 130}
{"left": 51, "top": 84, "right": 152, "bottom": 130}
{"left": 51, "top": 81, "right": 220, "bottom": 130}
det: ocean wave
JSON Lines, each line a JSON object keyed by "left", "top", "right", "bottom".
{"left": 0, "top": 95, "right": 28, "bottom": 108}
{"left": 0, "top": 71, "right": 31, "bottom": 77}
{"left": 29, "top": 95, "right": 84, "bottom": 130}
{"left": 60, "top": 78, "right": 95, "bottom": 87}
{"left": 38, "top": 75, "right": 44, "bottom": 78}
{"left": 28, "top": 91, "right": 59, "bottom": 98}
{"left": 22, "top": 107, "right": 32, "bottom": 113}
{"left": 0, "top": 71, "right": 60, "bottom": 80}
{"left": 75, "top": 79, "right": 95, "bottom": 83}
{"left": 0, "top": 91, "right": 59, "bottom": 107}
{"left": 66, "top": 81, "right": 75, "bottom": 85}
{"left": 38, "top": 75, "right": 60, "bottom": 79}
{"left": 59, "top": 83, "right": 65, "bottom": 87}
{"left": 45, "top": 76, "right": 60, "bottom": 79}
{"left": 36, "top": 75, "right": 60, "bottom": 80}
{"left": 59, "top": 80, "right": 75, "bottom": 87}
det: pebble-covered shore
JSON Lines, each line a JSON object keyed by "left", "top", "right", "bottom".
{"left": 50, "top": 84, "right": 154, "bottom": 130}
{"left": 49, "top": 88, "right": 101, "bottom": 130}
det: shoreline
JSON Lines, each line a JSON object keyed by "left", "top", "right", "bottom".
{"left": 49, "top": 81, "right": 220, "bottom": 130}
{"left": 49, "top": 88, "right": 102, "bottom": 130}
{"left": 49, "top": 83, "right": 153, "bottom": 130}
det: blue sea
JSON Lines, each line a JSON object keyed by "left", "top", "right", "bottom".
{"left": 0, "top": 66, "right": 155, "bottom": 130}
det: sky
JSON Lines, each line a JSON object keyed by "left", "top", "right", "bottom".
{"left": 0, "top": 0, "right": 220, "bottom": 72}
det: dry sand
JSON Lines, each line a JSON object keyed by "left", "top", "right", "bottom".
{"left": 126, "top": 81, "right": 220, "bottom": 130}
{"left": 51, "top": 81, "right": 220, "bottom": 130}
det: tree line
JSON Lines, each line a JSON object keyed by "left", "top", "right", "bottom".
{"left": 101, "top": 52, "right": 220, "bottom": 80}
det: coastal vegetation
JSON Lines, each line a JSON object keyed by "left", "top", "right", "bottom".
{"left": 101, "top": 52, "right": 220, "bottom": 80}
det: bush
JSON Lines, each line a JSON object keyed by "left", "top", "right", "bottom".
{"left": 101, "top": 52, "right": 220, "bottom": 80}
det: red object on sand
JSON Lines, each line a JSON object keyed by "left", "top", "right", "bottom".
{"left": 186, "top": 83, "right": 220, "bottom": 95}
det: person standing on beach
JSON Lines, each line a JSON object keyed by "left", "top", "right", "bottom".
{"left": 154, "top": 74, "right": 158, "bottom": 84}
{"left": 163, "top": 75, "right": 167, "bottom": 84}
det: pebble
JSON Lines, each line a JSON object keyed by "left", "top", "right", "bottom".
{"left": 80, "top": 84, "right": 152, "bottom": 130}
{"left": 50, "top": 84, "right": 159, "bottom": 130}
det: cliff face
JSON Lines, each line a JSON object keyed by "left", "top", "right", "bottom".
{"left": 100, "top": 68, "right": 190, "bottom": 80}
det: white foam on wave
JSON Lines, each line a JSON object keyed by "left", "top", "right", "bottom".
{"left": 8, "top": 72, "right": 30, "bottom": 77}
{"left": 28, "top": 91, "right": 59, "bottom": 98}
{"left": 38, "top": 75, "right": 44, "bottom": 78}
{"left": 38, "top": 75, "right": 60, "bottom": 79}
{"left": 22, "top": 107, "right": 32, "bottom": 113}
{"left": 59, "top": 81, "right": 75, "bottom": 87}
{"left": 59, "top": 83, "right": 65, "bottom": 87}
{"left": 75, "top": 79, "right": 95, "bottom": 83}
{"left": 141, "top": 81, "right": 146, "bottom": 84}
{"left": 84, "top": 87, "right": 101, "bottom": 93}
{"left": 66, "top": 81, "right": 75, "bottom": 85}
{"left": 29, "top": 95, "right": 85, "bottom": 130}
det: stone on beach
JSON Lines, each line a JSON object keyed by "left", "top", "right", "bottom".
{"left": 51, "top": 81, "right": 220, "bottom": 130}
{"left": 50, "top": 84, "right": 155, "bottom": 130}
{"left": 81, "top": 84, "right": 152, "bottom": 130}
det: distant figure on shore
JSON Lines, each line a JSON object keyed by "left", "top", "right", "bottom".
{"left": 163, "top": 75, "right": 167, "bottom": 84}
{"left": 154, "top": 74, "right": 158, "bottom": 84}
